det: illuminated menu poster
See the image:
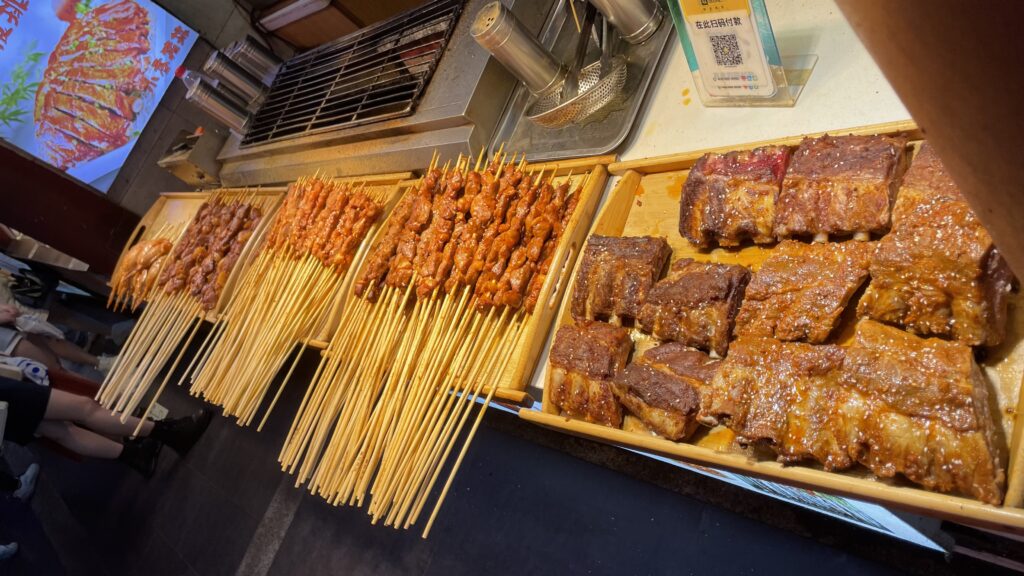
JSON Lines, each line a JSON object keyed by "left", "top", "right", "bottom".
{"left": 0, "top": 0, "right": 197, "bottom": 191}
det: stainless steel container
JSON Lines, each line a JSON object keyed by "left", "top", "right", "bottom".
{"left": 225, "top": 36, "right": 282, "bottom": 87}
{"left": 472, "top": 1, "right": 564, "bottom": 95}
{"left": 589, "top": 0, "right": 663, "bottom": 44}
{"left": 203, "top": 51, "right": 266, "bottom": 106}
{"left": 186, "top": 79, "right": 250, "bottom": 134}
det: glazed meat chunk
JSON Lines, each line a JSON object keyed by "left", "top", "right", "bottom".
{"left": 548, "top": 321, "right": 633, "bottom": 427}
{"left": 858, "top": 143, "right": 1015, "bottom": 346}
{"left": 570, "top": 235, "right": 671, "bottom": 323}
{"left": 679, "top": 145, "right": 791, "bottom": 248}
{"left": 774, "top": 134, "right": 909, "bottom": 238}
{"left": 734, "top": 240, "right": 874, "bottom": 343}
{"left": 626, "top": 338, "right": 724, "bottom": 428}
{"left": 637, "top": 258, "right": 750, "bottom": 356}
{"left": 841, "top": 320, "right": 1004, "bottom": 505}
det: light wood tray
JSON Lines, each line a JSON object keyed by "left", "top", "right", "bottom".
{"left": 520, "top": 120, "right": 1024, "bottom": 534}
{"left": 328, "top": 156, "right": 613, "bottom": 405}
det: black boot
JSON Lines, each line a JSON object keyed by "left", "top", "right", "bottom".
{"left": 151, "top": 409, "right": 213, "bottom": 456}
{"left": 118, "top": 437, "right": 162, "bottom": 478}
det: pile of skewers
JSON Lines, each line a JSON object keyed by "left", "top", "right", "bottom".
{"left": 181, "top": 176, "right": 391, "bottom": 427}
{"left": 97, "top": 191, "right": 274, "bottom": 429}
{"left": 280, "top": 150, "right": 591, "bottom": 536}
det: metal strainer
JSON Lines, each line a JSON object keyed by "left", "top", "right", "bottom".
{"left": 526, "top": 55, "right": 628, "bottom": 128}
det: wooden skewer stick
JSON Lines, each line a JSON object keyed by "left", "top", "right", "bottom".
{"left": 421, "top": 314, "right": 527, "bottom": 536}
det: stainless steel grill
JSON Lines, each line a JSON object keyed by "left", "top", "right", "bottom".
{"left": 241, "top": 0, "right": 463, "bottom": 147}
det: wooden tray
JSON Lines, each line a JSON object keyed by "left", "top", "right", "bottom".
{"left": 519, "top": 121, "right": 1024, "bottom": 534}
{"left": 109, "top": 188, "right": 286, "bottom": 318}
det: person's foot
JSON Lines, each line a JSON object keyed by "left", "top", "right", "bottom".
{"left": 96, "top": 354, "right": 118, "bottom": 375}
{"left": 0, "top": 542, "right": 18, "bottom": 560}
{"left": 12, "top": 463, "right": 39, "bottom": 501}
{"left": 118, "top": 437, "right": 162, "bottom": 478}
{"left": 152, "top": 409, "right": 213, "bottom": 456}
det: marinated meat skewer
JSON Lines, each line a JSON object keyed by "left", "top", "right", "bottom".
{"left": 492, "top": 180, "right": 557, "bottom": 309}
{"left": 414, "top": 170, "right": 465, "bottom": 298}
{"left": 354, "top": 192, "right": 417, "bottom": 301}
{"left": 475, "top": 172, "right": 540, "bottom": 309}
{"left": 446, "top": 164, "right": 502, "bottom": 292}
{"left": 438, "top": 170, "right": 483, "bottom": 294}
{"left": 386, "top": 169, "right": 440, "bottom": 289}
{"left": 525, "top": 181, "right": 579, "bottom": 313}
{"left": 463, "top": 166, "right": 524, "bottom": 289}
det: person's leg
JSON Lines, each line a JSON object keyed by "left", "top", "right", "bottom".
{"left": 10, "top": 338, "right": 61, "bottom": 371}
{"left": 43, "top": 388, "right": 154, "bottom": 437}
{"left": 36, "top": 422, "right": 161, "bottom": 477}
{"left": 42, "top": 388, "right": 212, "bottom": 456}
{"left": 26, "top": 334, "right": 98, "bottom": 367}
{"left": 35, "top": 421, "right": 122, "bottom": 458}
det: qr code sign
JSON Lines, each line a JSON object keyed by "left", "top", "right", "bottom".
{"left": 710, "top": 34, "right": 742, "bottom": 67}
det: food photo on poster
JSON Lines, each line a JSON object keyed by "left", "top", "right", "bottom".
{"left": 0, "top": 0, "right": 197, "bottom": 191}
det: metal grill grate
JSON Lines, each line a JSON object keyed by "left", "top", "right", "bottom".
{"left": 241, "top": 0, "right": 463, "bottom": 147}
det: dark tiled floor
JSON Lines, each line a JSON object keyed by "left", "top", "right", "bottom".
{"left": 2, "top": 348, "right": 1012, "bottom": 576}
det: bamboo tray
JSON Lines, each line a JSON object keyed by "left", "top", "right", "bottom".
{"left": 520, "top": 120, "right": 1024, "bottom": 534}
{"left": 108, "top": 188, "right": 286, "bottom": 315}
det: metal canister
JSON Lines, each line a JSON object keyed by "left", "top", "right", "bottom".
{"left": 203, "top": 51, "right": 265, "bottom": 106}
{"left": 186, "top": 78, "right": 250, "bottom": 134}
{"left": 225, "top": 36, "right": 282, "bottom": 87}
{"left": 589, "top": 0, "right": 663, "bottom": 44}
{"left": 471, "top": 1, "right": 564, "bottom": 96}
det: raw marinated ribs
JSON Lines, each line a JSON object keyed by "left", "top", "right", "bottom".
{"left": 858, "top": 143, "right": 1016, "bottom": 346}
{"left": 612, "top": 343, "right": 720, "bottom": 440}
{"left": 548, "top": 321, "right": 633, "bottom": 427}
{"left": 734, "top": 240, "right": 873, "bottom": 343}
{"left": 637, "top": 258, "right": 750, "bottom": 356}
{"left": 708, "top": 321, "right": 1004, "bottom": 504}
{"left": 679, "top": 145, "right": 791, "bottom": 248}
{"left": 774, "top": 134, "right": 909, "bottom": 239}
{"left": 570, "top": 236, "right": 671, "bottom": 323}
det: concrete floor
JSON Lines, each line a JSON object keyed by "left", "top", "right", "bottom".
{"left": 0, "top": 349, "right": 1013, "bottom": 576}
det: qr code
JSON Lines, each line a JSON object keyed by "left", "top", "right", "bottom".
{"left": 710, "top": 34, "right": 742, "bottom": 67}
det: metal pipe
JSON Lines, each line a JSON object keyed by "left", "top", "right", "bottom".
{"left": 186, "top": 79, "right": 250, "bottom": 134}
{"left": 471, "top": 1, "right": 564, "bottom": 95}
{"left": 588, "top": 0, "right": 663, "bottom": 44}
{"left": 203, "top": 51, "right": 266, "bottom": 105}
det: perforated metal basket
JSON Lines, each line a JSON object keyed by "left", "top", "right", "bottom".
{"left": 526, "top": 55, "right": 628, "bottom": 128}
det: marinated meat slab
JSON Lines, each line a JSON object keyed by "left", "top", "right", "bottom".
{"left": 774, "top": 134, "right": 909, "bottom": 238}
{"left": 612, "top": 364, "right": 701, "bottom": 440}
{"left": 638, "top": 342, "right": 722, "bottom": 427}
{"left": 858, "top": 144, "right": 1016, "bottom": 346}
{"left": 637, "top": 258, "right": 750, "bottom": 356}
{"left": 611, "top": 343, "right": 720, "bottom": 439}
{"left": 734, "top": 240, "right": 874, "bottom": 343}
{"left": 708, "top": 323, "right": 1005, "bottom": 504}
{"left": 679, "top": 145, "right": 791, "bottom": 248}
{"left": 844, "top": 320, "right": 1004, "bottom": 504}
{"left": 548, "top": 321, "right": 633, "bottom": 427}
{"left": 570, "top": 236, "right": 671, "bottom": 322}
